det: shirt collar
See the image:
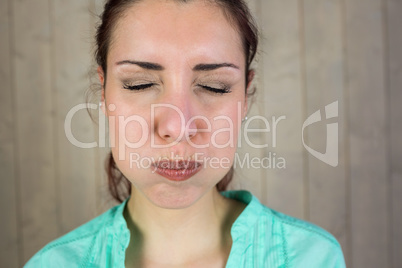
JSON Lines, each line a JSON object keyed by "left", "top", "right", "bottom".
{"left": 116, "top": 190, "right": 266, "bottom": 241}
{"left": 220, "top": 190, "right": 266, "bottom": 240}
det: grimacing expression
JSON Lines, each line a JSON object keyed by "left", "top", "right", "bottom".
{"left": 99, "top": 0, "right": 251, "bottom": 208}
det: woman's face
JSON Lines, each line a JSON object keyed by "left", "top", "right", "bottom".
{"left": 101, "top": 0, "right": 250, "bottom": 208}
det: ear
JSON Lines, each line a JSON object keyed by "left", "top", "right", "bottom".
{"left": 97, "top": 66, "right": 106, "bottom": 115}
{"left": 244, "top": 70, "right": 255, "bottom": 118}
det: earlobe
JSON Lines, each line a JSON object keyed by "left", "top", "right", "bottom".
{"left": 100, "top": 90, "right": 106, "bottom": 115}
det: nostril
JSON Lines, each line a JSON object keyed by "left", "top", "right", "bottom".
{"left": 187, "top": 132, "right": 195, "bottom": 139}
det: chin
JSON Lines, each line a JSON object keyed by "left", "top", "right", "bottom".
{"left": 140, "top": 183, "right": 212, "bottom": 210}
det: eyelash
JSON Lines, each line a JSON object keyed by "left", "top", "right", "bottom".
{"left": 123, "top": 83, "right": 155, "bottom": 91}
{"left": 198, "top": 84, "right": 232, "bottom": 95}
{"left": 122, "top": 83, "right": 231, "bottom": 94}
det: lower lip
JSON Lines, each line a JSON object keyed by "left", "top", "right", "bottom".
{"left": 153, "top": 165, "right": 201, "bottom": 182}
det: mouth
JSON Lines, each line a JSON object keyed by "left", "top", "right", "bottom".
{"left": 152, "top": 160, "right": 202, "bottom": 181}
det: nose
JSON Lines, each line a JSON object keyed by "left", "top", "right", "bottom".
{"left": 153, "top": 94, "right": 198, "bottom": 145}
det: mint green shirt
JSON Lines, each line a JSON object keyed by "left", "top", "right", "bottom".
{"left": 25, "top": 191, "right": 346, "bottom": 267}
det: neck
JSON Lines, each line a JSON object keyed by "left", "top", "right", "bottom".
{"left": 124, "top": 188, "right": 238, "bottom": 266}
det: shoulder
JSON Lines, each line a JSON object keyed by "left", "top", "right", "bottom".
{"left": 267, "top": 207, "right": 340, "bottom": 247}
{"left": 24, "top": 202, "right": 126, "bottom": 267}
{"left": 261, "top": 205, "right": 346, "bottom": 267}
{"left": 224, "top": 190, "right": 346, "bottom": 267}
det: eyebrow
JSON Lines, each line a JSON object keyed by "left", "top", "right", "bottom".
{"left": 193, "top": 63, "right": 239, "bottom": 71}
{"left": 116, "top": 60, "right": 239, "bottom": 71}
{"left": 116, "top": 60, "right": 164, "bottom": 70}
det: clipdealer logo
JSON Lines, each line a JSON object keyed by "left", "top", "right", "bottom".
{"left": 64, "top": 101, "right": 339, "bottom": 168}
{"left": 302, "top": 101, "right": 339, "bottom": 167}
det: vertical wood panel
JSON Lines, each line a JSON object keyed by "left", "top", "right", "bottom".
{"left": 302, "top": 0, "right": 348, "bottom": 262}
{"left": 260, "top": 0, "right": 305, "bottom": 219}
{"left": 0, "top": 0, "right": 19, "bottom": 267}
{"left": 52, "top": 0, "right": 97, "bottom": 233}
{"left": 345, "top": 0, "right": 389, "bottom": 267}
{"left": 0, "top": 0, "right": 400, "bottom": 266}
{"left": 12, "top": 0, "right": 59, "bottom": 263}
{"left": 387, "top": 0, "right": 402, "bottom": 267}
{"left": 90, "top": 0, "right": 103, "bottom": 214}
{"left": 91, "top": 0, "right": 119, "bottom": 213}
{"left": 232, "top": 0, "right": 265, "bottom": 200}
{"left": 91, "top": 0, "right": 108, "bottom": 214}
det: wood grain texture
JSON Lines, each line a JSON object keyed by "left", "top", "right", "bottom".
{"left": 0, "top": 0, "right": 19, "bottom": 267}
{"left": 12, "top": 0, "right": 59, "bottom": 263}
{"left": 0, "top": 0, "right": 401, "bottom": 267}
{"left": 52, "top": 0, "right": 98, "bottom": 234}
{"left": 345, "top": 0, "right": 390, "bottom": 267}
{"left": 302, "top": 0, "right": 348, "bottom": 260}
{"left": 259, "top": 0, "right": 305, "bottom": 219}
{"left": 386, "top": 0, "right": 402, "bottom": 267}
{"left": 232, "top": 0, "right": 265, "bottom": 201}
{"left": 91, "top": 0, "right": 123, "bottom": 213}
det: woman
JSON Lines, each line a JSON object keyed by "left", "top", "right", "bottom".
{"left": 25, "top": 0, "right": 346, "bottom": 267}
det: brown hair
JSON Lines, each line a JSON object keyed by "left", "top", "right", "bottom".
{"left": 95, "top": 0, "right": 259, "bottom": 203}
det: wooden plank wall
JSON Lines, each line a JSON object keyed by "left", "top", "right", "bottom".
{"left": 0, "top": 0, "right": 400, "bottom": 267}
{"left": 12, "top": 0, "right": 58, "bottom": 263}
{"left": 387, "top": 0, "right": 402, "bottom": 266}
{"left": 0, "top": 1, "right": 19, "bottom": 267}
{"left": 345, "top": 1, "right": 389, "bottom": 267}
{"left": 302, "top": 1, "right": 348, "bottom": 257}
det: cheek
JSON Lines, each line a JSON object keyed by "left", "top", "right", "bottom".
{"left": 119, "top": 111, "right": 149, "bottom": 140}
{"left": 207, "top": 106, "right": 242, "bottom": 158}
{"left": 210, "top": 118, "right": 239, "bottom": 147}
{"left": 106, "top": 103, "right": 152, "bottom": 163}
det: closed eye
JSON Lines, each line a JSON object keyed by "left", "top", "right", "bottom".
{"left": 123, "top": 83, "right": 155, "bottom": 91}
{"left": 198, "top": 84, "right": 231, "bottom": 94}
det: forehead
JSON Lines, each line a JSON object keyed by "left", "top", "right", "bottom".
{"left": 108, "top": 0, "right": 244, "bottom": 68}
